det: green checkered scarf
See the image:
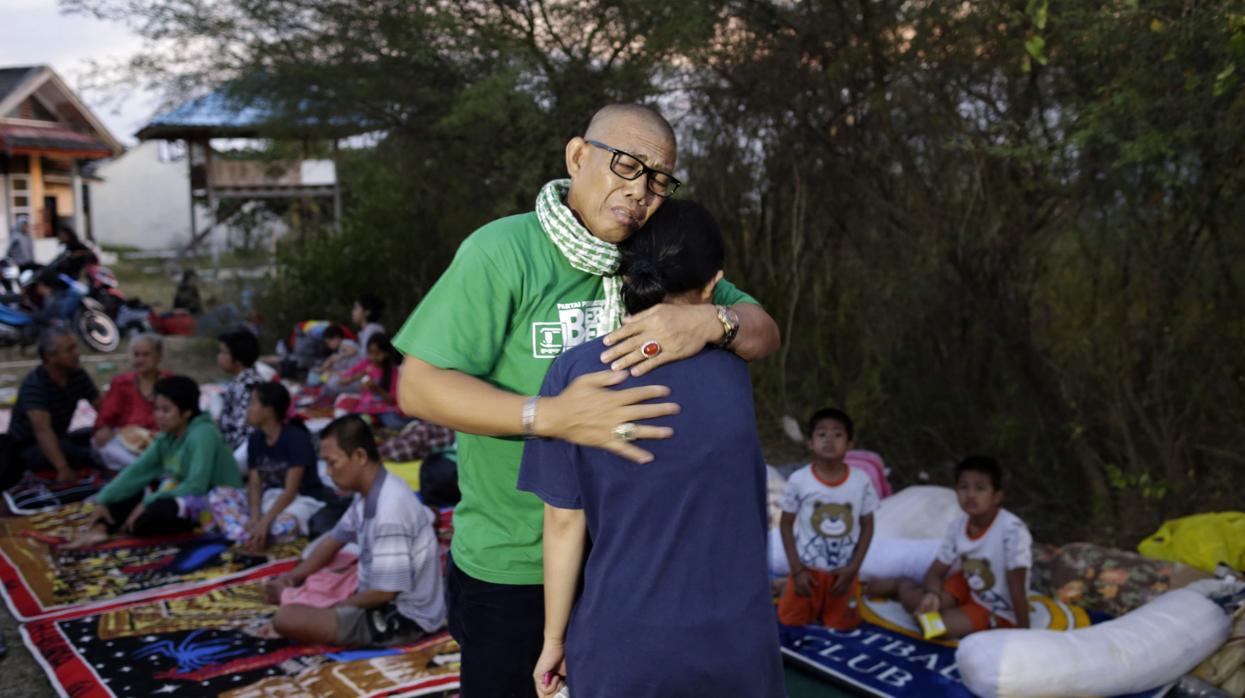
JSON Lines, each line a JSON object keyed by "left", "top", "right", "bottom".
{"left": 535, "top": 179, "right": 624, "bottom": 332}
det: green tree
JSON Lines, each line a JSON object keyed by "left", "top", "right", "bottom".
{"left": 69, "top": 0, "right": 1245, "bottom": 545}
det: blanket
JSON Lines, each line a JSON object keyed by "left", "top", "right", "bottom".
{"left": 0, "top": 502, "right": 300, "bottom": 620}
{"left": 3, "top": 471, "right": 109, "bottom": 515}
{"left": 20, "top": 567, "right": 460, "bottom": 697}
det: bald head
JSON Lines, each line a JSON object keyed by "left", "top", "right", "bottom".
{"left": 565, "top": 104, "right": 679, "bottom": 244}
{"left": 585, "top": 104, "right": 676, "bottom": 151}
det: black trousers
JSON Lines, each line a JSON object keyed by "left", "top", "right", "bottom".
{"left": 1, "top": 430, "right": 98, "bottom": 491}
{"left": 103, "top": 492, "right": 197, "bottom": 537}
{"left": 446, "top": 554, "right": 545, "bottom": 698}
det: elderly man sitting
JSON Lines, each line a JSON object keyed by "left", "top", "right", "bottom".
{"left": 1, "top": 327, "right": 101, "bottom": 489}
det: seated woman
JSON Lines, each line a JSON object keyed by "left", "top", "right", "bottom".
{"left": 209, "top": 382, "right": 326, "bottom": 550}
{"left": 334, "top": 333, "right": 409, "bottom": 430}
{"left": 93, "top": 333, "right": 171, "bottom": 471}
{"left": 71, "top": 375, "right": 243, "bottom": 545}
{"left": 519, "top": 200, "right": 784, "bottom": 697}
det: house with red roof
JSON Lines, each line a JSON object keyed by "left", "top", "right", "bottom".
{"left": 0, "top": 65, "right": 122, "bottom": 257}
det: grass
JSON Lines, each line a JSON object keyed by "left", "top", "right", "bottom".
{"left": 101, "top": 245, "right": 272, "bottom": 317}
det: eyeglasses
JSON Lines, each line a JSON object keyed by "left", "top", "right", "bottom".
{"left": 584, "top": 139, "right": 681, "bottom": 199}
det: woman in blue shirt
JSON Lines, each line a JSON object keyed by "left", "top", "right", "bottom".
{"left": 519, "top": 200, "right": 784, "bottom": 698}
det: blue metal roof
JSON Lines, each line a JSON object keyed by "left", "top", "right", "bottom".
{"left": 137, "top": 89, "right": 371, "bottom": 140}
{"left": 144, "top": 91, "right": 273, "bottom": 130}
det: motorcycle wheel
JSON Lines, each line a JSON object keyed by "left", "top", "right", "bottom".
{"left": 101, "top": 294, "right": 123, "bottom": 318}
{"left": 76, "top": 308, "right": 121, "bottom": 353}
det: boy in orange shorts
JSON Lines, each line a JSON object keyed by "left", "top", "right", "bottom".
{"left": 778, "top": 408, "right": 877, "bottom": 628}
{"left": 893, "top": 456, "right": 1032, "bottom": 638}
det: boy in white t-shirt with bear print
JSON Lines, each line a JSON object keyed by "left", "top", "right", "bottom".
{"left": 778, "top": 408, "right": 878, "bottom": 629}
{"left": 870, "top": 456, "right": 1032, "bottom": 638}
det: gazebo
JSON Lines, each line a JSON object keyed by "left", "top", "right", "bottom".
{"left": 135, "top": 88, "right": 372, "bottom": 250}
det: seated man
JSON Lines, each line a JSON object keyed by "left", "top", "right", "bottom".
{"left": 2, "top": 328, "right": 100, "bottom": 489}
{"left": 267, "top": 415, "right": 446, "bottom": 647}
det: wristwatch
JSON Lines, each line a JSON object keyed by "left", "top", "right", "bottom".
{"left": 714, "top": 305, "right": 740, "bottom": 349}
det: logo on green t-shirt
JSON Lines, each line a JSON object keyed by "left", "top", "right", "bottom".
{"left": 531, "top": 299, "right": 608, "bottom": 358}
{"left": 532, "top": 322, "right": 565, "bottom": 357}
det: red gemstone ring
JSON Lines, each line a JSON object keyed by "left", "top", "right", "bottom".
{"left": 641, "top": 340, "right": 662, "bottom": 358}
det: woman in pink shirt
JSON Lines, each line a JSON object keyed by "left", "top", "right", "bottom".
{"left": 93, "top": 334, "right": 173, "bottom": 470}
{"left": 335, "top": 333, "right": 409, "bottom": 429}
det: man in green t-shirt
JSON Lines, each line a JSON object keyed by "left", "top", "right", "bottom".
{"left": 393, "top": 103, "right": 780, "bottom": 697}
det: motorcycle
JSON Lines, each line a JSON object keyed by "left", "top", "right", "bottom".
{"left": 0, "top": 271, "right": 121, "bottom": 353}
{"left": 84, "top": 262, "right": 153, "bottom": 336}
{"left": 0, "top": 257, "right": 18, "bottom": 294}
{"left": 84, "top": 263, "right": 125, "bottom": 315}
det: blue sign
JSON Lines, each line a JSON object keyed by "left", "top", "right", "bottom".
{"left": 781, "top": 622, "right": 972, "bottom": 698}
{"left": 780, "top": 619, "right": 1172, "bottom": 698}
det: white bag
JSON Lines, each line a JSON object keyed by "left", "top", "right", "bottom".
{"left": 873, "top": 485, "right": 960, "bottom": 540}
{"left": 956, "top": 589, "right": 1230, "bottom": 697}
{"left": 859, "top": 537, "right": 941, "bottom": 582}
{"left": 768, "top": 527, "right": 790, "bottom": 576}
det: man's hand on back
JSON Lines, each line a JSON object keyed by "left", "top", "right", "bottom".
{"left": 600, "top": 304, "right": 720, "bottom": 377}
{"left": 535, "top": 369, "right": 678, "bottom": 464}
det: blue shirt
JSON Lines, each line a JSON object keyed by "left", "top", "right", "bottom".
{"left": 518, "top": 338, "right": 784, "bottom": 698}
{"left": 247, "top": 424, "right": 322, "bottom": 497}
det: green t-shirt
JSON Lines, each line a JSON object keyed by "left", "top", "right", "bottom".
{"left": 393, "top": 211, "right": 757, "bottom": 585}
{"left": 96, "top": 413, "right": 243, "bottom": 506}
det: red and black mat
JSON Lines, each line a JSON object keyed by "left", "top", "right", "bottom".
{"left": 20, "top": 565, "right": 460, "bottom": 697}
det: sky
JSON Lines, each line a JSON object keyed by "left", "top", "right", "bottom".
{"left": 0, "top": 0, "right": 155, "bottom": 145}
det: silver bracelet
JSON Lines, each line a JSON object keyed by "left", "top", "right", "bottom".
{"left": 521, "top": 395, "right": 539, "bottom": 438}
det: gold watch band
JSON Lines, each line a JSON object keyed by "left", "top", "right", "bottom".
{"left": 715, "top": 304, "right": 740, "bottom": 348}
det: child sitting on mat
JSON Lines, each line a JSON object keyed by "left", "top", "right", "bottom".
{"left": 308, "top": 325, "right": 359, "bottom": 387}
{"left": 778, "top": 407, "right": 878, "bottom": 629}
{"left": 266, "top": 415, "right": 445, "bottom": 647}
{"left": 334, "top": 333, "right": 408, "bottom": 430}
{"left": 870, "top": 456, "right": 1032, "bottom": 638}
{"left": 208, "top": 382, "right": 325, "bottom": 551}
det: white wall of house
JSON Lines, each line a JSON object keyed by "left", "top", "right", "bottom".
{"left": 301, "top": 160, "right": 336, "bottom": 185}
{"left": 90, "top": 141, "right": 191, "bottom": 251}
{"left": 91, "top": 142, "right": 326, "bottom": 252}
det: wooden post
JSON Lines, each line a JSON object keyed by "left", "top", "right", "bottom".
{"left": 204, "top": 140, "right": 220, "bottom": 269}
{"left": 332, "top": 138, "right": 342, "bottom": 234}
{"left": 29, "top": 155, "right": 45, "bottom": 238}
{"left": 186, "top": 139, "right": 198, "bottom": 255}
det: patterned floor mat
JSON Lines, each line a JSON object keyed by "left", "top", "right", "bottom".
{"left": 0, "top": 502, "right": 301, "bottom": 620}
{"left": 19, "top": 566, "right": 460, "bottom": 697}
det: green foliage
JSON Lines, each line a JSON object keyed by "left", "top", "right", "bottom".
{"left": 68, "top": 0, "right": 1245, "bottom": 547}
